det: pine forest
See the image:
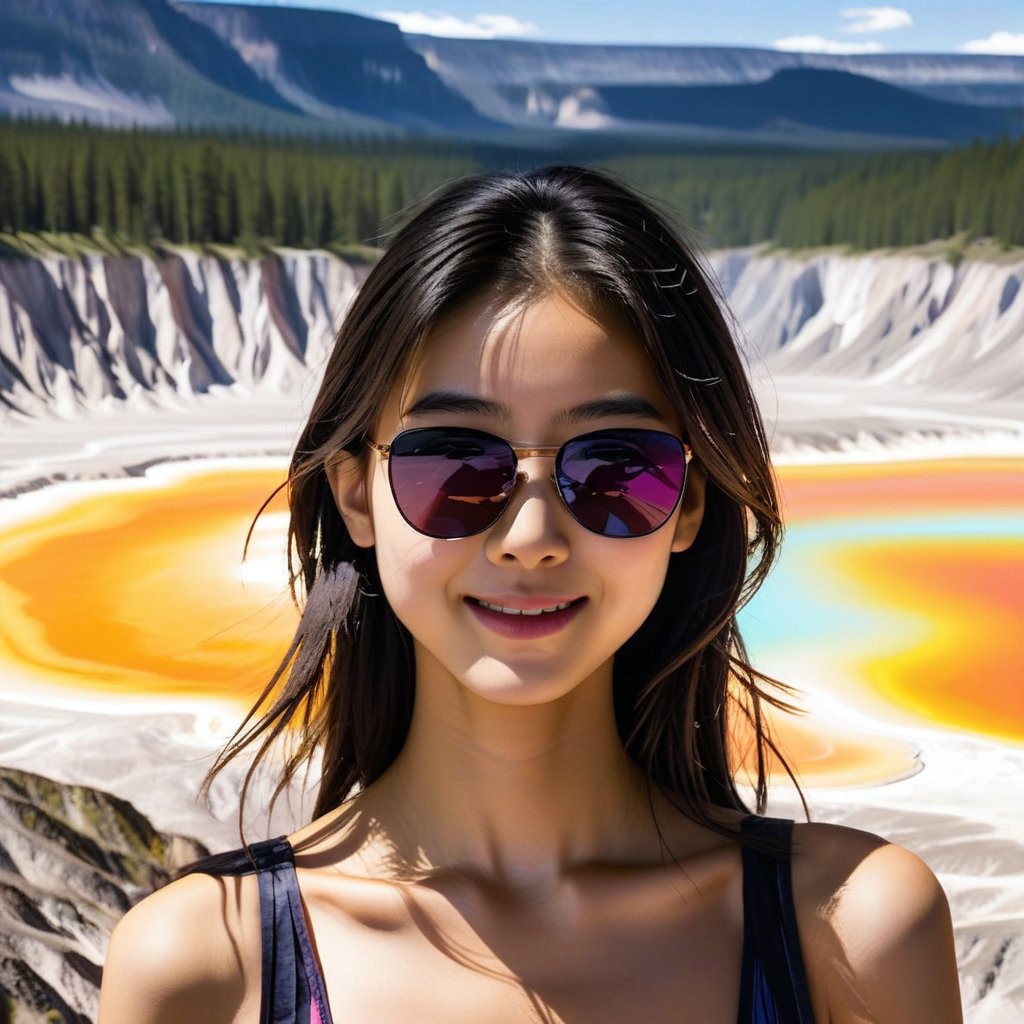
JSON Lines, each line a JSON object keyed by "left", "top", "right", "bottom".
{"left": 0, "top": 119, "right": 1021, "bottom": 254}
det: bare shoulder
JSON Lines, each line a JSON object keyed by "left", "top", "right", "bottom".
{"left": 789, "top": 820, "right": 962, "bottom": 1024}
{"left": 99, "top": 869, "right": 262, "bottom": 1024}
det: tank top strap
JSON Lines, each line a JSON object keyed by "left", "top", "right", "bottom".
{"left": 737, "top": 816, "right": 816, "bottom": 1024}
{"left": 187, "top": 837, "right": 331, "bottom": 1024}
{"left": 186, "top": 836, "right": 295, "bottom": 876}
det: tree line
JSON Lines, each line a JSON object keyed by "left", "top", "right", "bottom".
{"left": 0, "top": 121, "right": 478, "bottom": 251}
{"left": 607, "top": 139, "right": 1024, "bottom": 250}
{"left": 0, "top": 119, "right": 1021, "bottom": 252}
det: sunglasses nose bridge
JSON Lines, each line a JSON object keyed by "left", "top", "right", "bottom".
{"left": 505, "top": 450, "right": 567, "bottom": 521}
{"left": 501, "top": 466, "right": 577, "bottom": 553}
{"left": 510, "top": 449, "right": 559, "bottom": 489}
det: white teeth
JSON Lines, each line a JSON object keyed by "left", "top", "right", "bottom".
{"left": 476, "top": 599, "right": 574, "bottom": 616}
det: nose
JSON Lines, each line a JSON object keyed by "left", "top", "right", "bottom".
{"left": 483, "top": 460, "right": 570, "bottom": 569}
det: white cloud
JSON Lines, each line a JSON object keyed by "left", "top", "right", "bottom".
{"left": 960, "top": 30, "right": 1024, "bottom": 55}
{"left": 840, "top": 7, "right": 913, "bottom": 33}
{"left": 376, "top": 10, "right": 540, "bottom": 38}
{"left": 774, "top": 34, "right": 886, "bottom": 54}
{"left": 472, "top": 14, "right": 540, "bottom": 36}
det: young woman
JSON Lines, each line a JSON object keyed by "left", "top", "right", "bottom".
{"left": 99, "top": 165, "right": 961, "bottom": 1023}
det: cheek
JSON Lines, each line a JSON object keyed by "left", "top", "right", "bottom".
{"left": 374, "top": 536, "right": 436, "bottom": 612}
{"left": 603, "top": 534, "right": 675, "bottom": 632}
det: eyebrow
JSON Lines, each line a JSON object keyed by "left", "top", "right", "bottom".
{"left": 556, "top": 395, "right": 669, "bottom": 427}
{"left": 403, "top": 390, "right": 511, "bottom": 419}
{"left": 402, "top": 390, "right": 669, "bottom": 426}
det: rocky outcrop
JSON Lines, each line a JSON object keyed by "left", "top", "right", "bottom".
{"left": 0, "top": 766, "right": 208, "bottom": 1023}
{"left": 0, "top": 247, "right": 361, "bottom": 420}
{"left": 710, "top": 248, "right": 1024, "bottom": 400}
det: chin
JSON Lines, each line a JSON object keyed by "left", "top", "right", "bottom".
{"left": 456, "top": 657, "right": 609, "bottom": 708}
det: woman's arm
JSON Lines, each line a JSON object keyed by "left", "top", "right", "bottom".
{"left": 795, "top": 823, "right": 962, "bottom": 1024}
{"left": 98, "top": 871, "right": 261, "bottom": 1024}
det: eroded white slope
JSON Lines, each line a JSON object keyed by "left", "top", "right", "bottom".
{"left": 710, "top": 248, "right": 1024, "bottom": 398}
{"left": 0, "top": 248, "right": 360, "bottom": 420}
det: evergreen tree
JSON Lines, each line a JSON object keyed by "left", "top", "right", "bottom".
{"left": 195, "top": 144, "right": 222, "bottom": 243}
{"left": 81, "top": 141, "right": 99, "bottom": 233}
{"left": 0, "top": 152, "right": 14, "bottom": 232}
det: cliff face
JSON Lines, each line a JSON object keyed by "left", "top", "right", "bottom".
{"left": 0, "top": 766, "right": 208, "bottom": 1023}
{"left": 408, "top": 34, "right": 1024, "bottom": 138}
{"left": 710, "top": 248, "right": 1024, "bottom": 401}
{"left": 1, "top": 246, "right": 1020, "bottom": 426}
{"left": 405, "top": 35, "right": 1024, "bottom": 103}
{"left": 175, "top": 2, "right": 489, "bottom": 130}
{"left": 0, "top": 248, "right": 361, "bottom": 420}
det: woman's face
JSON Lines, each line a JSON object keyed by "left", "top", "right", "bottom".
{"left": 329, "top": 289, "right": 705, "bottom": 707}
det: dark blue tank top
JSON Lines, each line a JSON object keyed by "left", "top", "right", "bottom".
{"left": 196, "top": 815, "right": 814, "bottom": 1023}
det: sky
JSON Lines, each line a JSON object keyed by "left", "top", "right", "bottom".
{"left": 187, "top": 1, "right": 1024, "bottom": 53}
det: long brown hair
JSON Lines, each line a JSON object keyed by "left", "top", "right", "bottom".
{"left": 206, "top": 164, "right": 802, "bottom": 842}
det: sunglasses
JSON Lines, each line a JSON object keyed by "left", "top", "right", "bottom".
{"left": 367, "top": 426, "right": 691, "bottom": 540}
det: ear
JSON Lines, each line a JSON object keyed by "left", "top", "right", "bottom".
{"left": 325, "top": 451, "right": 375, "bottom": 548}
{"left": 670, "top": 459, "right": 706, "bottom": 553}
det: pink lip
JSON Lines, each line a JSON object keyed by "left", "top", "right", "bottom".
{"left": 464, "top": 596, "right": 587, "bottom": 639}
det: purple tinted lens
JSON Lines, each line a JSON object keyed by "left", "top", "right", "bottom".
{"left": 387, "top": 428, "right": 516, "bottom": 538}
{"left": 556, "top": 429, "right": 686, "bottom": 537}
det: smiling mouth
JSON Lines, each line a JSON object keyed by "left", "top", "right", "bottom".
{"left": 470, "top": 598, "right": 579, "bottom": 616}
{"left": 464, "top": 596, "right": 587, "bottom": 638}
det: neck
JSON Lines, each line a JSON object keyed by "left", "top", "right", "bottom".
{"left": 356, "top": 657, "right": 672, "bottom": 896}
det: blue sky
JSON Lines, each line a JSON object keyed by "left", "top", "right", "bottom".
{"left": 188, "top": 1, "right": 1024, "bottom": 53}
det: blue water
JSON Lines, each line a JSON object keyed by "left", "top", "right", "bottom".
{"left": 738, "top": 511, "right": 1022, "bottom": 660}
